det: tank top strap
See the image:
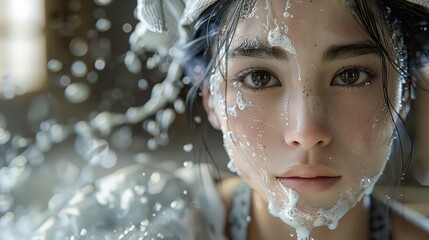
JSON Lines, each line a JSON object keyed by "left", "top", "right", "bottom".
{"left": 369, "top": 195, "right": 393, "bottom": 240}
{"left": 229, "top": 181, "right": 252, "bottom": 240}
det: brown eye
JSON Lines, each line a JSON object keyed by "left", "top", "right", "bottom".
{"left": 239, "top": 69, "right": 281, "bottom": 90}
{"left": 331, "top": 67, "right": 377, "bottom": 87}
{"left": 339, "top": 69, "right": 360, "bottom": 84}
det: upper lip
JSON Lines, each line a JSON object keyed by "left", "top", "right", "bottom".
{"left": 276, "top": 164, "right": 341, "bottom": 179}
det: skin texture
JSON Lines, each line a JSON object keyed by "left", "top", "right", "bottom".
{"left": 203, "top": 0, "right": 423, "bottom": 239}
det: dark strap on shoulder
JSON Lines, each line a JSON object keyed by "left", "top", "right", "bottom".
{"left": 229, "top": 181, "right": 252, "bottom": 240}
{"left": 370, "top": 196, "right": 392, "bottom": 240}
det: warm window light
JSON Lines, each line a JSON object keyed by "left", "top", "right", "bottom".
{"left": 0, "top": 0, "right": 46, "bottom": 99}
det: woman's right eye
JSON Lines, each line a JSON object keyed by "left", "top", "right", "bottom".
{"left": 235, "top": 69, "right": 281, "bottom": 90}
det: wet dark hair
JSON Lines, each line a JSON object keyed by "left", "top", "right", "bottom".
{"left": 183, "top": 0, "right": 429, "bottom": 179}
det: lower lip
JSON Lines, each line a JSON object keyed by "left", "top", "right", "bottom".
{"left": 278, "top": 177, "right": 340, "bottom": 193}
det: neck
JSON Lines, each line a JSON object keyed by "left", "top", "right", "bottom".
{"left": 249, "top": 192, "right": 370, "bottom": 240}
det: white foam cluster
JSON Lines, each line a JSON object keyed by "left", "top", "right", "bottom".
{"left": 268, "top": 26, "right": 296, "bottom": 55}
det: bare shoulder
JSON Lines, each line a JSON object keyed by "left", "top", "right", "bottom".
{"left": 392, "top": 210, "right": 429, "bottom": 240}
{"left": 217, "top": 176, "right": 241, "bottom": 210}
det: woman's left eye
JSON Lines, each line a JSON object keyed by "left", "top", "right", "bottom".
{"left": 331, "top": 67, "right": 377, "bottom": 87}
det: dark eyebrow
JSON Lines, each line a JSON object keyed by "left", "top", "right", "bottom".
{"left": 228, "top": 38, "right": 288, "bottom": 61}
{"left": 323, "top": 41, "right": 382, "bottom": 61}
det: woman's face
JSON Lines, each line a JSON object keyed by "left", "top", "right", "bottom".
{"left": 209, "top": 0, "right": 403, "bottom": 233}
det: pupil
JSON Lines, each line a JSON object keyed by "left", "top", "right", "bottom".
{"left": 341, "top": 69, "right": 359, "bottom": 84}
{"left": 252, "top": 72, "right": 270, "bottom": 87}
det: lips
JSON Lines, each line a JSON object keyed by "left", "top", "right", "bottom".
{"left": 277, "top": 164, "right": 341, "bottom": 193}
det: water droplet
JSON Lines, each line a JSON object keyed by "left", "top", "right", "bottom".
{"left": 71, "top": 61, "right": 88, "bottom": 78}
{"left": 0, "top": 193, "right": 13, "bottom": 212}
{"left": 360, "top": 177, "right": 371, "bottom": 188}
{"left": 87, "top": 71, "right": 98, "bottom": 83}
{"left": 85, "top": 139, "right": 109, "bottom": 165}
{"left": 173, "top": 99, "right": 185, "bottom": 113}
{"left": 119, "top": 189, "right": 134, "bottom": 216}
{"left": 122, "top": 23, "right": 132, "bottom": 33}
{"left": 111, "top": 126, "right": 132, "bottom": 150}
{"left": 138, "top": 79, "right": 148, "bottom": 90}
{"left": 194, "top": 116, "right": 202, "bottom": 124}
{"left": 134, "top": 185, "right": 146, "bottom": 195}
{"left": 183, "top": 144, "right": 193, "bottom": 152}
{"left": 80, "top": 228, "right": 87, "bottom": 236}
{"left": 147, "top": 138, "right": 158, "bottom": 150}
{"left": 47, "top": 59, "right": 63, "bottom": 72}
{"left": 154, "top": 202, "right": 162, "bottom": 212}
{"left": 145, "top": 121, "right": 161, "bottom": 136}
{"left": 58, "top": 75, "right": 71, "bottom": 87}
{"left": 69, "top": 38, "right": 88, "bottom": 57}
{"left": 95, "top": 18, "right": 111, "bottom": 32}
{"left": 0, "top": 129, "right": 11, "bottom": 145}
{"left": 124, "top": 51, "right": 142, "bottom": 74}
{"left": 157, "top": 109, "right": 175, "bottom": 129}
{"left": 93, "top": 0, "right": 112, "bottom": 6}
{"left": 94, "top": 58, "right": 106, "bottom": 70}
{"left": 65, "top": 82, "right": 90, "bottom": 103}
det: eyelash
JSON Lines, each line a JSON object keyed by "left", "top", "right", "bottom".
{"left": 331, "top": 65, "right": 379, "bottom": 89}
{"left": 232, "top": 67, "right": 280, "bottom": 92}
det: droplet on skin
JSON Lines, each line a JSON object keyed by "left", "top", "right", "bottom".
{"left": 283, "top": 0, "right": 292, "bottom": 17}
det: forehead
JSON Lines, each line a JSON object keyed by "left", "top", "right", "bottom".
{"left": 232, "top": 0, "right": 369, "bottom": 46}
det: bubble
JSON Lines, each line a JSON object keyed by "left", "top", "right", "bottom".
{"left": 47, "top": 59, "right": 63, "bottom": 72}
{"left": 93, "top": 0, "right": 112, "bottom": 6}
{"left": 96, "top": 18, "right": 111, "bottom": 32}
{"left": 69, "top": 38, "right": 88, "bottom": 57}
{"left": 71, "top": 61, "right": 88, "bottom": 78}
{"left": 65, "top": 82, "right": 90, "bottom": 103}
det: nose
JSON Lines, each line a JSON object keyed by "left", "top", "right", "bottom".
{"left": 284, "top": 96, "right": 332, "bottom": 149}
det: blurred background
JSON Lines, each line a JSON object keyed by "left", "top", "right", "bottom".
{"left": 0, "top": 0, "right": 428, "bottom": 237}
